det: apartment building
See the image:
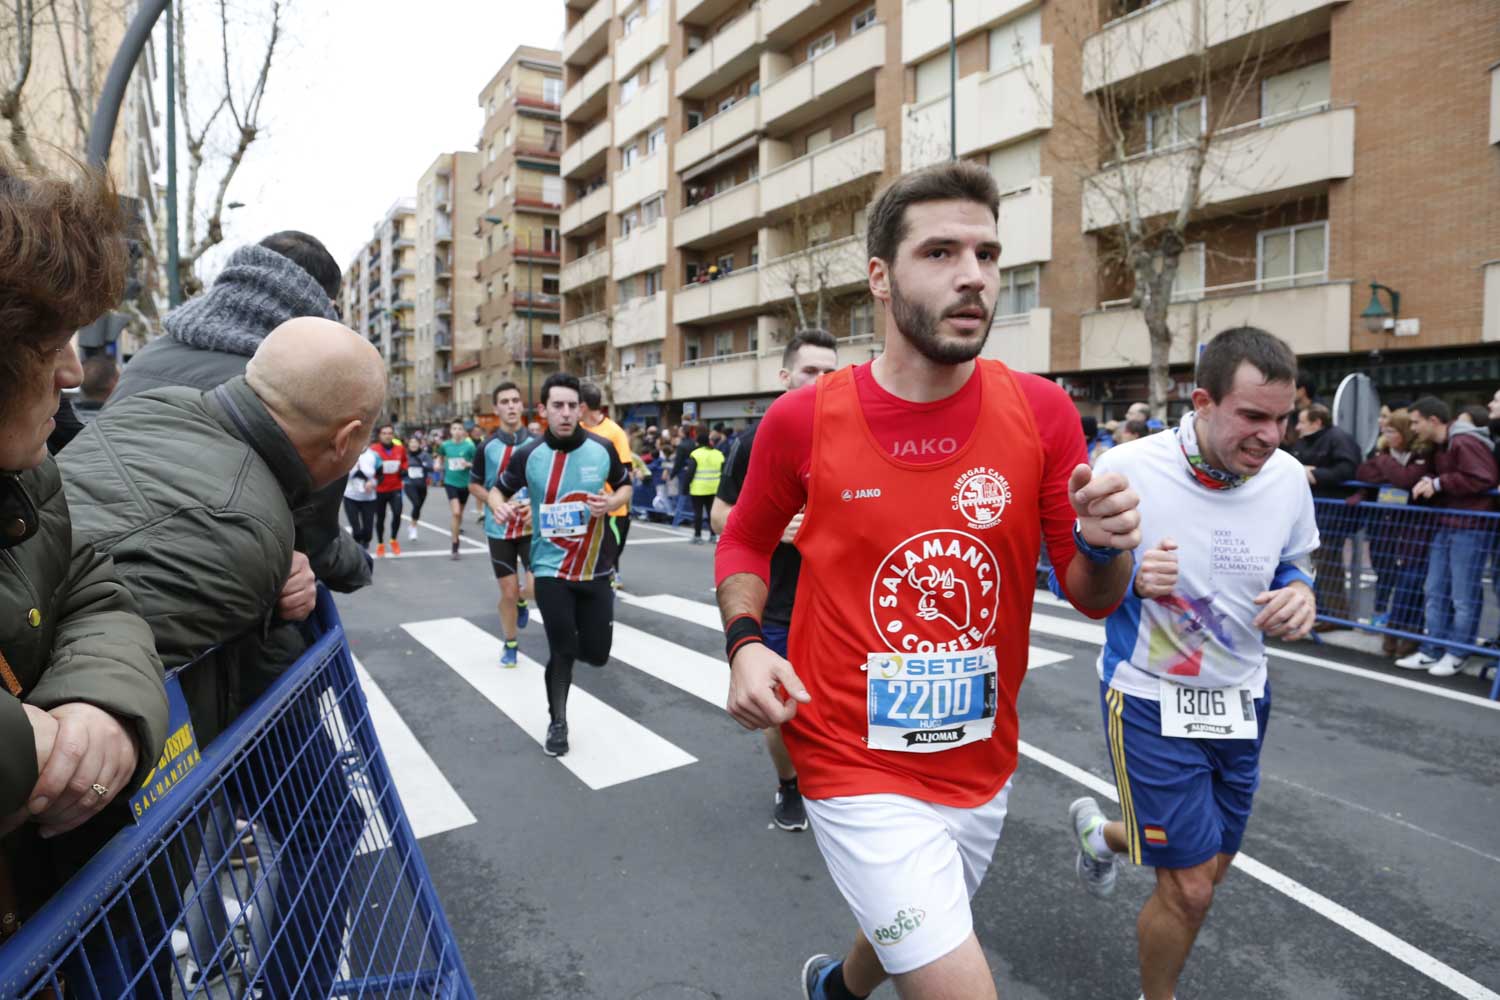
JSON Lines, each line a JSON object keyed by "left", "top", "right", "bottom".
{"left": 339, "top": 199, "right": 418, "bottom": 425}
{"left": 471, "top": 46, "right": 567, "bottom": 418}
{"left": 414, "top": 152, "right": 485, "bottom": 424}
{"left": 558, "top": 0, "right": 1500, "bottom": 426}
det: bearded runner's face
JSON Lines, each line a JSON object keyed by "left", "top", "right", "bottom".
{"left": 883, "top": 200, "right": 1001, "bottom": 366}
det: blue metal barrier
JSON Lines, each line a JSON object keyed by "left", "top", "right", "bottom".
{"left": 0, "top": 589, "right": 477, "bottom": 998}
{"left": 1311, "top": 494, "right": 1500, "bottom": 699}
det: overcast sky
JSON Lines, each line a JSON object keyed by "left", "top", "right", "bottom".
{"left": 180, "top": 1, "right": 564, "bottom": 278}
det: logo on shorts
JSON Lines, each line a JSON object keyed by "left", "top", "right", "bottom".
{"left": 871, "top": 907, "right": 927, "bottom": 947}
{"left": 951, "top": 468, "right": 1012, "bottom": 530}
{"left": 870, "top": 530, "right": 1000, "bottom": 653}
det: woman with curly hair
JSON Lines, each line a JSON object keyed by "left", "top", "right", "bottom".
{"left": 0, "top": 163, "right": 168, "bottom": 982}
{"left": 1355, "top": 408, "right": 1434, "bottom": 656}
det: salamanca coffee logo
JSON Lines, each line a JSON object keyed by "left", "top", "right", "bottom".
{"left": 869, "top": 529, "right": 1000, "bottom": 653}
{"left": 951, "top": 467, "right": 1012, "bottom": 530}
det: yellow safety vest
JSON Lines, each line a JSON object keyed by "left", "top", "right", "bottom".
{"left": 689, "top": 446, "right": 725, "bottom": 496}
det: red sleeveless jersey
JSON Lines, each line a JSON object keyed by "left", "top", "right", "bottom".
{"left": 370, "top": 442, "right": 408, "bottom": 494}
{"left": 786, "top": 360, "right": 1045, "bottom": 807}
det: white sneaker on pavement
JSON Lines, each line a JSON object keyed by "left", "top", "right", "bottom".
{"left": 408, "top": 525, "right": 418, "bottom": 541}
{"left": 1395, "top": 650, "right": 1438, "bottom": 670}
{"left": 1426, "top": 653, "right": 1465, "bottom": 677}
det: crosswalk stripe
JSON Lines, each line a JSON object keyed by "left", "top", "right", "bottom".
{"left": 529, "top": 607, "right": 730, "bottom": 707}
{"left": 403, "top": 618, "right": 696, "bottom": 790}
{"left": 618, "top": 592, "right": 1074, "bottom": 670}
{"left": 351, "top": 655, "right": 477, "bottom": 839}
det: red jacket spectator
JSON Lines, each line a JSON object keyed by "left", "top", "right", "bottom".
{"left": 370, "top": 441, "right": 408, "bottom": 494}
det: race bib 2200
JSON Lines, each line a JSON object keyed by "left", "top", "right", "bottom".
{"left": 865, "top": 649, "right": 997, "bottom": 753}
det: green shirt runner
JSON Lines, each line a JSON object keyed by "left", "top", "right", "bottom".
{"left": 440, "top": 438, "right": 476, "bottom": 489}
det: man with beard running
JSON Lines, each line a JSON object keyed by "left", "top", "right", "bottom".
{"left": 490, "top": 373, "right": 632, "bottom": 757}
{"left": 1063, "top": 327, "right": 1318, "bottom": 1000}
{"left": 471, "top": 381, "right": 536, "bottom": 667}
{"left": 711, "top": 327, "right": 839, "bottom": 832}
{"left": 369, "top": 423, "right": 408, "bottom": 556}
{"left": 716, "top": 161, "right": 1142, "bottom": 1000}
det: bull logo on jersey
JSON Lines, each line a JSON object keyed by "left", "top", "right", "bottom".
{"left": 951, "top": 467, "right": 1012, "bottom": 530}
{"left": 869, "top": 530, "right": 1000, "bottom": 653}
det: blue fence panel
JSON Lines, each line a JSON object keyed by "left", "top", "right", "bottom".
{"left": 0, "top": 589, "right": 476, "bottom": 998}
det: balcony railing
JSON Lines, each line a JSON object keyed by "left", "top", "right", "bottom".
{"left": 434, "top": 298, "right": 452, "bottom": 315}
{"left": 512, "top": 291, "right": 562, "bottom": 312}
{"left": 434, "top": 333, "right": 452, "bottom": 351}
{"left": 681, "top": 348, "right": 758, "bottom": 369}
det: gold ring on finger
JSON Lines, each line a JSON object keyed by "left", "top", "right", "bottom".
{"left": 90, "top": 783, "right": 109, "bottom": 798}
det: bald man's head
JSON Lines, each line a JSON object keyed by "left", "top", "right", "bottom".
{"left": 247, "top": 318, "right": 386, "bottom": 488}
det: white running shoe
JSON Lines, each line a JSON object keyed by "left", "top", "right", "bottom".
{"left": 1426, "top": 653, "right": 1465, "bottom": 677}
{"left": 408, "top": 524, "right": 418, "bottom": 541}
{"left": 1069, "top": 796, "right": 1117, "bottom": 898}
{"left": 1394, "top": 650, "right": 1439, "bottom": 670}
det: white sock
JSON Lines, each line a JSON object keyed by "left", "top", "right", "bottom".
{"left": 1087, "top": 821, "right": 1114, "bottom": 859}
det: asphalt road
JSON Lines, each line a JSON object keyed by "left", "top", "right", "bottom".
{"left": 335, "top": 506, "right": 1500, "bottom": 1000}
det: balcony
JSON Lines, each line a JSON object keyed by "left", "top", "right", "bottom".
{"left": 760, "top": 235, "right": 868, "bottom": 305}
{"left": 675, "top": 179, "right": 760, "bottom": 249}
{"left": 612, "top": 290, "right": 667, "bottom": 348}
{"left": 679, "top": 0, "right": 740, "bottom": 27}
{"left": 435, "top": 297, "right": 452, "bottom": 316}
{"left": 392, "top": 299, "right": 415, "bottom": 312}
{"left": 979, "top": 308, "right": 1052, "bottom": 373}
{"left": 563, "top": 54, "right": 612, "bottom": 123}
{"left": 1084, "top": 0, "right": 1345, "bottom": 92}
{"left": 761, "top": 126, "right": 885, "bottom": 216}
{"left": 392, "top": 326, "right": 413, "bottom": 340}
{"left": 562, "top": 311, "right": 611, "bottom": 350}
{"left": 614, "top": 2, "right": 669, "bottom": 82}
{"left": 514, "top": 183, "right": 563, "bottom": 214}
{"left": 513, "top": 291, "right": 562, "bottom": 315}
{"left": 392, "top": 236, "right": 415, "bottom": 249}
{"left": 677, "top": 9, "right": 761, "bottom": 100}
{"left": 561, "top": 184, "right": 610, "bottom": 234}
{"left": 997, "top": 178, "right": 1052, "bottom": 269}
{"left": 1078, "top": 278, "right": 1353, "bottom": 370}
{"left": 675, "top": 266, "right": 762, "bottom": 325}
{"left": 614, "top": 77, "right": 668, "bottom": 145}
{"left": 392, "top": 266, "right": 414, "bottom": 279}
{"left": 562, "top": 118, "right": 612, "bottom": 179}
{"left": 1082, "top": 105, "right": 1355, "bottom": 231}
{"left": 901, "top": 48, "right": 1052, "bottom": 171}
{"left": 761, "top": 0, "right": 833, "bottom": 47}
{"left": 561, "top": 247, "right": 611, "bottom": 292}
{"left": 612, "top": 362, "right": 667, "bottom": 404}
{"left": 904, "top": 0, "right": 1035, "bottom": 63}
{"left": 563, "top": 0, "right": 610, "bottom": 67}
{"left": 612, "top": 221, "right": 668, "bottom": 281}
{"left": 762, "top": 23, "right": 885, "bottom": 135}
{"left": 435, "top": 333, "right": 452, "bottom": 352}
{"left": 672, "top": 351, "right": 783, "bottom": 399}
{"left": 674, "top": 94, "right": 760, "bottom": 173}
{"left": 436, "top": 369, "right": 452, "bottom": 388}
{"left": 436, "top": 220, "right": 453, "bottom": 243}
{"left": 613, "top": 151, "right": 669, "bottom": 215}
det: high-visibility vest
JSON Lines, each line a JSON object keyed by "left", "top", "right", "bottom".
{"left": 689, "top": 446, "right": 725, "bottom": 496}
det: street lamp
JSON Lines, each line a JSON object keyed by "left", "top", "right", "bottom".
{"left": 1360, "top": 282, "right": 1400, "bottom": 334}
{"left": 485, "top": 213, "right": 534, "bottom": 412}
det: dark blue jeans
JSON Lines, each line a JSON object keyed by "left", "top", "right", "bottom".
{"left": 1421, "top": 528, "right": 1489, "bottom": 657}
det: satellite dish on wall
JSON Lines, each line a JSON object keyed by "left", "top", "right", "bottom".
{"left": 1333, "top": 373, "right": 1381, "bottom": 455}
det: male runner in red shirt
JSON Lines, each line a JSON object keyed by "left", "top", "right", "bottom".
{"left": 715, "top": 161, "right": 1143, "bottom": 1000}
{"left": 370, "top": 422, "right": 408, "bottom": 556}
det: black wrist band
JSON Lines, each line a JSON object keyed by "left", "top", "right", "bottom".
{"left": 725, "top": 614, "right": 765, "bottom": 663}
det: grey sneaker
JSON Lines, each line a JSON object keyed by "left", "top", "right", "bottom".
{"left": 544, "top": 720, "right": 569, "bottom": 757}
{"left": 1069, "top": 796, "right": 1117, "bottom": 898}
{"left": 801, "top": 954, "right": 837, "bottom": 1000}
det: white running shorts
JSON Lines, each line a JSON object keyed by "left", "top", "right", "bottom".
{"left": 803, "top": 781, "right": 1012, "bottom": 975}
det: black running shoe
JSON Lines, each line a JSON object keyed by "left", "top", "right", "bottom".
{"left": 801, "top": 954, "right": 837, "bottom": 1000}
{"left": 544, "top": 720, "right": 569, "bottom": 757}
{"left": 774, "top": 782, "right": 809, "bottom": 832}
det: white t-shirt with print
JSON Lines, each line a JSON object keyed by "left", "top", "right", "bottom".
{"left": 1091, "top": 429, "right": 1320, "bottom": 700}
{"left": 344, "top": 449, "right": 380, "bottom": 502}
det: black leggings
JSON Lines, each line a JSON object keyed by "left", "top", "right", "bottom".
{"left": 404, "top": 483, "right": 428, "bottom": 523}
{"left": 533, "top": 576, "right": 615, "bottom": 723}
{"left": 614, "top": 515, "right": 630, "bottom": 571}
{"left": 691, "top": 494, "right": 714, "bottom": 537}
{"left": 343, "top": 497, "right": 375, "bottom": 548}
{"left": 374, "top": 490, "right": 402, "bottom": 541}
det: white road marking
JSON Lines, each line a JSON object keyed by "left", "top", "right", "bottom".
{"left": 411, "top": 515, "right": 488, "bottom": 551}
{"left": 403, "top": 618, "right": 695, "bottom": 790}
{"left": 531, "top": 606, "right": 729, "bottom": 707}
{"left": 621, "top": 537, "right": 693, "bottom": 546}
{"left": 613, "top": 592, "right": 1499, "bottom": 1000}
{"left": 351, "top": 655, "right": 477, "bottom": 840}
{"left": 342, "top": 521, "right": 487, "bottom": 554}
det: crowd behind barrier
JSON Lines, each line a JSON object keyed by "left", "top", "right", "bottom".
{"left": 0, "top": 591, "right": 476, "bottom": 999}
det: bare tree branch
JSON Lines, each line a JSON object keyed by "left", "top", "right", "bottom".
{"left": 0, "top": 0, "right": 41, "bottom": 170}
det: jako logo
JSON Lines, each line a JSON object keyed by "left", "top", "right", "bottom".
{"left": 872, "top": 907, "right": 926, "bottom": 947}
{"left": 842, "top": 488, "right": 882, "bottom": 501}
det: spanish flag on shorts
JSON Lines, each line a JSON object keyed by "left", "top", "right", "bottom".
{"left": 1143, "top": 825, "right": 1169, "bottom": 847}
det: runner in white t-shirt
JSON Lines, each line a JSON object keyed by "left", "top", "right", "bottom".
{"left": 1060, "top": 327, "right": 1319, "bottom": 1000}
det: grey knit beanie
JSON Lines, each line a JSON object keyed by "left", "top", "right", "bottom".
{"left": 163, "top": 243, "right": 339, "bottom": 357}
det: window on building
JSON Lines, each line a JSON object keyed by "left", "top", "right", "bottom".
{"left": 621, "top": 143, "right": 639, "bottom": 170}
{"left": 650, "top": 53, "right": 667, "bottom": 83}
{"left": 1258, "top": 222, "right": 1327, "bottom": 290}
{"left": 503, "top": 127, "right": 512, "bottom": 148}
{"left": 1146, "top": 98, "right": 1205, "bottom": 152}
{"left": 714, "top": 330, "right": 734, "bottom": 356}
{"left": 808, "top": 33, "right": 835, "bottom": 61}
{"left": 621, "top": 209, "right": 639, "bottom": 235}
{"left": 487, "top": 144, "right": 496, "bottom": 163}
{"left": 806, "top": 127, "right": 833, "bottom": 154}
{"left": 543, "top": 226, "right": 561, "bottom": 253}
{"left": 853, "top": 206, "right": 869, "bottom": 237}
{"left": 686, "top": 337, "right": 701, "bottom": 362}
{"left": 748, "top": 326, "right": 759, "bottom": 353}
{"left": 487, "top": 189, "right": 496, "bottom": 208}
{"left": 623, "top": 10, "right": 642, "bottom": 35}
{"left": 504, "top": 78, "right": 512, "bottom": 98}
{"left": 543, "top": 175, "right": 563, "bottom": 205}
{"left": 643, "top": 269, "right": 663, "bottom": 295}
{"left": 717, "top": 253, "right": 735, "bottom": 271}
{"left": 545, "top": 126, "right": 562, "bottom": 152}
{"left": 648, "top": 126, "right": 666, "bottom": 155}
{"left": 543, "top": 76, "right": 563, "bottom": 105}
{"left": 542, "top": 324, "right": 559, "bottom": 350}
{"left": 543, "top": 274, "right": 561, "bottom": 295}
{"left": 850, "top": 300, "right": 875, "bottom": 338}
{"left": 645, "top": 347, "right": 662, "bottom": 367}
{"left": 988, "top": 8, "right": 1041, "bottom": 73}
{"left": 749, "top": 244, "right": 759, "bottom": 267}
{"left": 642, "top": 195, "right": 665, "bottom": 225}
{"left": 1171, "top": 243, "right": 1206, "bottom": 301}
{"left": 852, "top": 7, "right": 876, "bottom": 33}
{"left": 852, "top": 107, "right": 876, "bottom": 132}
{"left": 1261, "top": 60, "right": 1331, "bottom": 121}
{"left": 997, "top": 265, "right": 1039, "bottom": 316}
{"left": 807, "top": 220, "right": 832, "bottom": 246}
{"left": 719, "top": 95, "right": 737, "bottom": 113}
{"left": 686, "top": 109, "right": 703, "bottom": 130}
{"left": 621, "top": 347, "right": 637, "bottom": 370}
{"left": 503, "top": 174, "right": 513, "bottom": 197}
{"left": 620, "top": 74, "right": 639, "bottom": 105}
{"left": 916, "top": 53, "right": 950, "bottom": 102}
{"left": 988, "top": 137, "right": 1041, "bottom": 192}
